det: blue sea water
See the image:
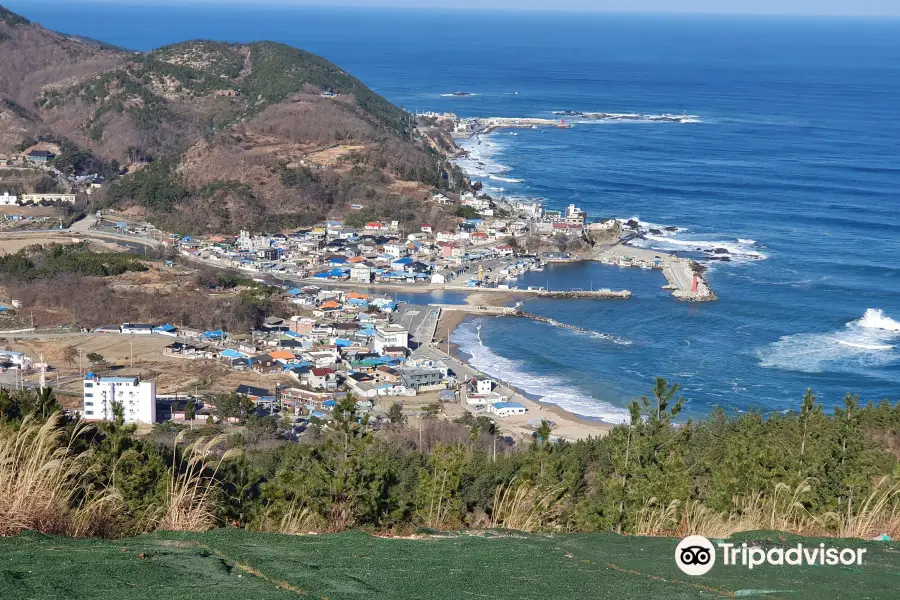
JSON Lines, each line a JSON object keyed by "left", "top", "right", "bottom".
{"left": 12, "top": 2, "right": 900, "bottom": 420}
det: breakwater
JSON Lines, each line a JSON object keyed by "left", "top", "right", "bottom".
{"left": 537, "top": 289, "right": 631, "bottom": 299}
{"left": 593, "top": 243, "right": 716, "bottom": 302}
{"left": 515, "top": 311, "right": 591, "bottom": 334}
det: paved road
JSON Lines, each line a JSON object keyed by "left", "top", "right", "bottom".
{"left": 412, "top": 344, "right": 478, "bottom": 382}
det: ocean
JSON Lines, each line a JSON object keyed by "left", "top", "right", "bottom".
{"left": 12, "top": 2, "right": 900, "bottom": 421}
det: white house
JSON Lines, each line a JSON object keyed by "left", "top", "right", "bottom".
{"left": 488, "top": 401, "right": 527, "bottom": 418}
{"left": 307, "top": 367, "right": 337, "bottom": 390}
{"left": 0, "top": 191, "right": 18, "bottom": 206}
{"left": 350, "top": 263, "right": 372, "bottom": 284}
{"left": 0, "top": 350, "right": 30, "bottom": 368}
{"left": 82, "top": 375, "right": 157, "bottom": 424}
{"left": 374, "top": 325, "right": 409, "bottom": 353}
{"left": 475, "top": 378, "right": 494, "bottom": 394}
{"left": 383, "top": 243, "right": 406, "bottom": 258}
{"left": 121, "top": 323, "right": 153, "bottom": 335}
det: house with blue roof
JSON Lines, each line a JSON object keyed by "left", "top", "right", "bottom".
{"left": 152, "top": 323, "right": 177, "bottom": 337}
{"left": 391, "top": 256, "right": 413, "bottom": 269}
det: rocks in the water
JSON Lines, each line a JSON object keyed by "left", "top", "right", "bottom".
{"left": 712, "top": 248, "right": 730, "bottom": 254}
{"left": 664, "top": 226, "right": 678, "bottom": 231}
{"left": 649, "top": 228, "right": 662, "bottom": 235}
{"left": 626, "top": 219, "right": 640, "bottom": 229}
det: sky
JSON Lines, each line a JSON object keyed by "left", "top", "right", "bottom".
{"left": 28, "top": 0, "right": 900, "bottom": 17}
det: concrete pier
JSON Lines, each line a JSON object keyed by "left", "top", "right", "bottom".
{"left": 456, "top": 117, "right": 570, "bottom": 137}
{"left": 593, "top": 243, "right": 717, "bottom": 302}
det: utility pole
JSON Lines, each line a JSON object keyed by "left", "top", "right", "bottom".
{"left": 130, "top": 337, "right": 134, "bottom": 369}
{"left": 39, "top": 352, "right": 45, "bottom": 393}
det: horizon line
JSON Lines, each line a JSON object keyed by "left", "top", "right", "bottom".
{"left": 6, "top": 0, "right": 900, "bottom": 19}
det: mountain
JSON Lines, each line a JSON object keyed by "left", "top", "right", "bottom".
{"left": 0, "top": 5, "right": 464, "bottom": 233}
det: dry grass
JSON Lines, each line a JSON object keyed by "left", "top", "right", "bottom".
{"left": 824, "top": 477, "right": 900, "bottom": 539}
{"left": 258, "top": 502, "right": 323, "bottom": 535}
{"left": 155, "top": 432, "right": 240, "bottom": 532}
{"left": 0, "top": 412, "right": 119, "bottom": 536}
{"left": 490, "top": 478, "right": 561, "bottom": 532}
{"left": 635, "top": 497, "right": 681, "bottom": 537}
{"left": 640, "top": 477, "right": 900, "bottom": 540}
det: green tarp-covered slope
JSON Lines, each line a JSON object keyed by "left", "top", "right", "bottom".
{"left": 1, "top": 529, "right": 897, "bottom": 599}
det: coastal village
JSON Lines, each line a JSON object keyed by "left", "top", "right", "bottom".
{"left": 1, "top": 115, "right": 716, "bottom": 444}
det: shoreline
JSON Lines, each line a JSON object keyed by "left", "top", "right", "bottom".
{"left": 428, "top": 293, "right": 616, "bottom": 441}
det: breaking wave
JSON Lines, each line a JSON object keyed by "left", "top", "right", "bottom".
{"left": 620, "top": 217, "right": 767, "bottom": 263}
{"left": 758, "top": 309, "right": 900, "bottom": 374}
{"left": 451, "top": 320, "right": 630, "bottom": 423}
{"left": 554, "top": 110, "right": 702, "bottom": 124}
{"left": 489, "top": 174, "right": 524, "bottom": 183}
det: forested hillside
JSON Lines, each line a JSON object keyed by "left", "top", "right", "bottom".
{"left": 0, "top": 5, "right": 465, "bottom": 234}
{"left": 1, "top": 380, "right": 898, "bottom": 541}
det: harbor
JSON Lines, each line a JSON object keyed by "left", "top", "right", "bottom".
{"left": 593, "top": 243, "right": 716, "bottom": 302}
{"left": 454, "top": 116, "right": 571, "bottom": 137}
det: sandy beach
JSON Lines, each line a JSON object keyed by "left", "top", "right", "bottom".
{"left": 422, "top": 302, "right": 615, "bottom": 441}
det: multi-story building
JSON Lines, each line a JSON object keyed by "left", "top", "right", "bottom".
{"left": 564, "top": 203, "right": 587, "bottom": 225}
{"left": 373, "top": 325, "right": 408, "bottom": 353}
{"left": 82, "top": 375, "right": 157, "bottom": 424}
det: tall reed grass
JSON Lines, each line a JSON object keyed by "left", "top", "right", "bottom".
{"left": 490, "top": 478, "right": 561, "bottom": 532}
{"left": 154, "top": 432, "right": 240, "bottom": 532}
{"left": 0, "top": 413, "right": 120, "bottom": 536}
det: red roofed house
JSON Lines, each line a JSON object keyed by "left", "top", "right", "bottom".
{"left": 494, "top": 245, "right": 515, "bottom": 257}
{"left": 308, "top": 367, "right": 337, "bottom": 390}
{"left": 365, "top": 222, "right": 385, "bottom": 231}
{"left": 440, "top": 243, "right": 463, "bottom": 259}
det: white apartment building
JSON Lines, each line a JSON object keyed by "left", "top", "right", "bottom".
{"left": 21, "top": 193, "right": 77, "bottom": 204}
{"left": 82, "top": 376, "right": 157, "bottom": 424}
{"left": 373, "top": 325, "right": 409, "bottom": 353}
{"left": 0, "top": 191, "right": 18, "bottom": 206}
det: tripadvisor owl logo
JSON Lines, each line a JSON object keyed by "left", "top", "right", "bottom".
{"left": 675, "top": 535, "right": 716, "bottom": 575}
{"left": 675, "top": 535, "right": 868, "bottom": 576}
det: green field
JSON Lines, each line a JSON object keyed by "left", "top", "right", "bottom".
{"left": 1, "top": 530, "right": 897, "bottom": 599}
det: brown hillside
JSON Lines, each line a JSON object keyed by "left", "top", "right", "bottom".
{"left": 0, "top": 5, "right": 466, "bottom": 234}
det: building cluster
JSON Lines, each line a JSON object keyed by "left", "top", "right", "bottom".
{"left": 0, "top": 149, "right": 105, "bottom": 210}
{"left": 163, "top": 193, "right": 605, "bottom": 291}
{"left": 77, "top": 285, "right": 535, "bottom": 426}
{"left": 80, "top": 288, "right": 442, "bottom": 424}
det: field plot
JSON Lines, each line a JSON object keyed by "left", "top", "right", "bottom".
{"left": 0, "top": 529, "right": 896, "bottom": 600}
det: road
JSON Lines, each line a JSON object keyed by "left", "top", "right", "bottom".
{"left": 412, "top": 344, "right": 479, "bottom": 382}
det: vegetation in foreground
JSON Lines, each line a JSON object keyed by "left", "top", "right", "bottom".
{"left": 0, "top": 380, "right": 899, "bottom": 542}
